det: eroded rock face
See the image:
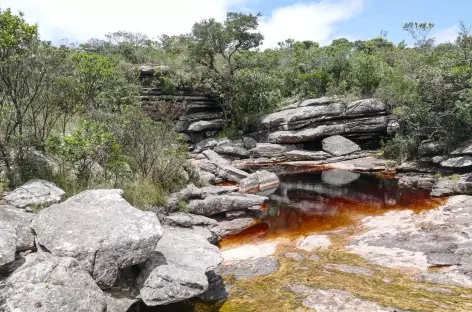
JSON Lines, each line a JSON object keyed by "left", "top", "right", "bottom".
{"left": 322, "top": 135, "right": 361, "bottom": 156}
{"left": 251, "top": 98, "right": 389, "bottom": 145}
{"left": 5, "top": 180, "right": 65, "bottom": 210}
{"left": 0, "top": 221, "right": 17, "bottom": 273}
{"left": 0, "top": 253, "right": 107, "bottom": 312}
{"left": 31, "top": 189, "right": 163, "bottom": 288}
{"left": 0, "top": 205, "right": 35, "bottom": 251}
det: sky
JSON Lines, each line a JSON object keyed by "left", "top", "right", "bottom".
{"left": 2, "top": 0, "right": 472, "bottom": 48}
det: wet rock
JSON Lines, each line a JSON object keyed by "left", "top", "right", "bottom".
{"left": 324, "top": 264, "right": 375, "bottom": 276}
{"left": 239, "top": 170, "right": 280, "bottom": 193}
{"left": 187, "top": 119, "right": 225, "bottom": 132}
{"left": 0, "top": 205, "right": 35, "bottom": 251}
{"left": 194, "top": 138, "right": 218, "bottom": 153}
{"left": 321, "top": 170, "right": 360, "bottom": 186}
{"left": 32, "top": 189, "right": 163, "bottom": 288}
{"left": 284, "top": 253, "right": 306, "bottom": 261}
{"left": 220, "top": 257, "right": 279, "bottom": 280}
{"left": 322, "top": 135, "right": 361, "bottom": 156}
{"left": 288, "top": 285, "right": 400, "bottom": 312}
{"left": 285, "top": 150, "right": 331, "bottom": 161}
{"left": 418, "top": 140, "right": 444, "bottom": 156}
{"left": 325, "top": 156, "right": 393, "bottom": 172}
{"left": 188, "top": 193, "right": 267, "bottom": 216}
{"left": 216, "top": 218, "right": 258, "bottom": 237}
{"left": 297, "top": 235, "right": 331, "bottom": 252}
{"left": 398, "top": 174, "right": 436, "bottom": 191}
{"left": 198, "top": 271, "right": 229, "bottom": 302}
{"left": 222, "top": 241, "right": 280, "bottom": 262}
{"left": 440, "top": 156, "right": 472, "bottom": 168}
{"left": 249, "top": 143, "right": 293, "bottom": 158}
{"left": 0, "top": 221, "right": 17, "bottom": 273}
{"left": 0, "top": 253, "right": 107, "bottom": 312}
{"left": 5, "top": 179, "right": 65, "bottom": 210}
{"left": 243, "top": 137, "right": 258, "bottom": 150}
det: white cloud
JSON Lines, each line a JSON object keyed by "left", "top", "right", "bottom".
{"left": 434, "top": 25, "right": 459, "bottom": 44}
{"left": 259, "top": 0, "right": 364, "bottom": 48}
{"left": 1, "top": 0, "right": 364, "bottom": 46}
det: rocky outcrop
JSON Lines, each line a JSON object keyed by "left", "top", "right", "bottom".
{"left": 249, "top": 143, "right": 295, "bottom": 158}
{"left": 31, "top": 189, "right": 163, "bottom": 288}
{"left": 322, "top": 135, "right": 361, "bottom": 156}
{"left": 285, "top": 150, "right": 331, "bottom": 161}
{"left": 137, "top": 226, "right": 222, "bottom": 306}
{"left": 0, "top": 253, "right": 107, "bottom": 312}
{"left": 188, "top": 193, "right": 268, "bottom": 216}
{"left": 4, "top": 180, "right": 65, "bottom": 211}
{"left": 250, "top": 97, "right": 391, "bottom": 146}
{"left": 239, "top": 170, "right": 280, "bottom": 193}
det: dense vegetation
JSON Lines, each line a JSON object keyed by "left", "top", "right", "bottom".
{"left": 2, "top": 8, "right": 472, "bottom": 205}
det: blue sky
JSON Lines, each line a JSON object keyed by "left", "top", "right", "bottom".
{"left": 1, "top": 0, "right": 470, "bottom": 47}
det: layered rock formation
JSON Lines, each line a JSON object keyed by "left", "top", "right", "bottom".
{"left": 248, "top": 97, "right": 393, "bottom": 147}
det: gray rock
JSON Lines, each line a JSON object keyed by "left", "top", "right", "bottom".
{"left": 187, "top": 119, "right": 225, "bottom": 132}
{"left": 187, "top": 193, "right": 267, "bottom": 216}
{"left": 0, "top": 253, "right": 107, "bottom": 312}
{"left": 198, "top": 271, "right": 229, "bottom": 302}
{"left": 199, "top": 160, "right": 249, "bottom": 183}
{"left": 324, "top": 264, "right": 375, "bottom": 276}
{"left": 322, "top": 135, "right": 361, "bottom": 156}
{"left": 219, "top": 256, "right": 279, "bottom": 280}
{"left": 32, "top": 189, "right": 163, "bottom": 288}
{"left": 5, "top": 179, "right": 65, "bottom": 210}
{"left": 441, "top": 156, "right": 472, "bottom": 168}
{"left": 249, "top": 143, "right": 292, "bottom": 158}
{"left": 202, "top": 149, "right": 231, "bottom": 165}
{"left": 0, "top": 221, "right": 17, "bottom": 273}
{"left": 216, "top": 218, "right": 258, "bottom": 237}
{"left": 214, "top": 144, "right": 249, "bottom": 157}
{"left": 288, "top": 285, "right": 399, "bottom": 312}
{"left": 0, "top": 205, "right": 35, "bottom": 251}
{"left": 165, "top": 213, "right": 218, "bottom": 228}
{"left": 321, "top": 170, "right": 360, "bottom": 186}
{"left": 285, "top": 150, "right": 331, "bottom": 161}
{"left": 267, "top": 124, "right": 345, "bottom": 144}
{"left": 419, "top": 140, "right": 444, "bottom": 156}
{"left": 284, "top": 253, "right": 305, "bottom": 261}
{"left": 104, "top": 294, "right": 138, "bottom": 312}
{"left": 239, "top": 170, "right": 280, "bottom": 193}
{"left": 225, "top": 210, "right": 247, "bottom": 219}
{"left": 243, "top": 137, "right": 258, "bottom": 150}
{"left": 431, "top": 177, "right": 456, "bottom": 197}
{"left": 397, "top": 161, "right": 436, "bottom": 173}
{"left": 398, "top": 175, "right": 437, "bottom": 191}
{"left": 451, "top": 140, "right": 472, "bottom": 155}
{"left": 194, "top": 138, "right": 218, "bottom": 153}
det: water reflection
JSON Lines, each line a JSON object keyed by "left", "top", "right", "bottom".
{"left": 222, "top": 169, "right": 442, "bottom": 247}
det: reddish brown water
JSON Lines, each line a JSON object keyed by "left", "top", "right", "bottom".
{"left": 221, "top": 169, "right": 444, "bottom": 248}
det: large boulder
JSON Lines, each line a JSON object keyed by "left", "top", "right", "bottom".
{"left": 321, "top": 170, "right": 360, "bottom": 186}
{"left": 0, "top": 221, "right": 17, "bottom": 273}
{"left": 418, "top": 140, "right": 444, "bottom": 157}
{"left": 187, "top": 119, "right": 225, "bottom": 132}
{"left": 31, "top": 189, "right": 163, "bottom": 288}
{"left": 0, "top": 253, "right": 107, "bottom": 312}
{"left": 4, "top": 180, "right": 65, "bottom": 210}
{"left": 322, "top": 135, "right": 361, "bottom": 156}
{"left": 0, "top": 205, "right": 35, "bottom": 251}
{"left": 451, "top": 140, "right": 472, "bottom": 155}
{"left": 239, "top": 170, "right": 280, "bottom": 193}
{"left": 199, "top": 160, "right": 249, "bottom": 183}
{"left": 137, "top": 226, "right": 222, "bottom": 306}
{"left": 187, "top": 193, "right": 268, "bottom": 216}
{"left": 440, "top": 156, "right": 472, "bottom": 168}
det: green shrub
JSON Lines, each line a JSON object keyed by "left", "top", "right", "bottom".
{"left": 123, "top": 179, "right": 167, "bottom": 210}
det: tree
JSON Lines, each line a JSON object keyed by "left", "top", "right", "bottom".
{"left": 403, "top": 22, "right": 435, "bottom": 48}
{"left": 188, "top": 12, "right": 264, "bottom": 120}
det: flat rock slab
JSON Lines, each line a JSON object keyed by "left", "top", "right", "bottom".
{"left": 0, "top": 253, "right": 106, "bottom": 312}
{"left": 32, "top": 189, "right": 163, "bottom": 288}
{"left": 0, "top": 205, "right": 35, "bottom": 251}
{"left": 216, "top": 218, "right": 259, "bottom": 237}
{"left": 297, "top": 235, "right": 331, "bottom": 252}
{"left": 324, "top": 264, "right": 375, "bottom": 276}
{"left": 285, "top": 150, "right": 331, "bottom": 161}
{"left": 321, "top": 170, "right": 360, "bottom": 186}
{"left": 222, "top": 241, "right": 280, "bottom": 262}
{"left": 322, "top": 135, "right": 361, "bottom": 156}
{"left": 219, "top": 256, "right": 279, "bottom": 280}
{"left": 5, "top": 179, "right": 65, "bottom": 210}
{"left": 284, "top": 253, "right": 306, "bottom": 261}
{"left": 288, "top": 285, "right": 400, "bottom": 312}
{"left": 239, "top": 170, "right": 280, "bottom": 193}
{"left": 250, "top": 143, "right": 293, "bottom": 158}
{"left": 441, "top": 156, "right": 472, "bottom": 168}
{"left": 188, "top": 193, "right": 267, "bottom": 216}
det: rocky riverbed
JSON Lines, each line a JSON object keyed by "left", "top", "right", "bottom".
{"left": 2, "top": 131, "right": 472, "bottom": 311}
